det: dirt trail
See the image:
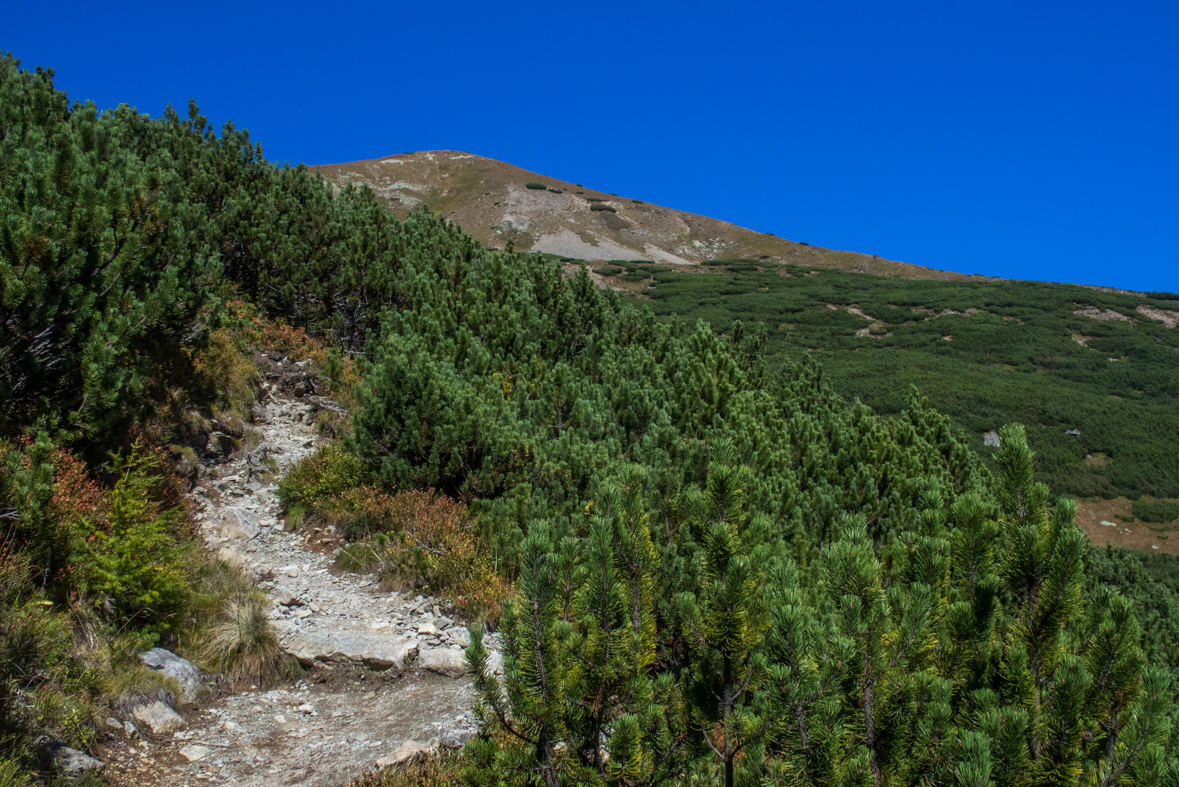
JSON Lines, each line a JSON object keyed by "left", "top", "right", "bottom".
{"left": 101, "top": 390, "right": 497, "bottom": 786}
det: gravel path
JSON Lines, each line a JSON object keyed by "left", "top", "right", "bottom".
{"left": 102, "top": 390, "right": 498, "bottom": 787}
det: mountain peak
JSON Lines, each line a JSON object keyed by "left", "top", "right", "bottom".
{"left": 312, "top": 152, "right": 983, "bottom": 281}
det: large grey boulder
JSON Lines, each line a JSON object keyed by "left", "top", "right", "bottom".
{"left": 419, "top": 647, "right": 467, "bottom": 678}
{"left": 220, "top": 506, "right": 260, "bottom": 539}
{"left": 446, "top": 626, "right": 471, "bottom": 648}
{"left": 139, "top": 648, "right": 203, "bottom": 703}
{"left": 132, "top": 700, "right": 185, "bottom": 734}
{"left": 285, "top": 629, "right": 418, "bottom": 674}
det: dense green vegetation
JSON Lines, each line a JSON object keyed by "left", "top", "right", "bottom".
{"left": 1132, "top": 500, "right": 1179, "bottom": 524}
{"left": 3, "top": 53, "right": 1179, "bottom": 785}
{"left": 463, "top": 429, "right": 1178, "bottom": 786}
{"left": 600, "top": 259, "right": 1179, "bottom": 500}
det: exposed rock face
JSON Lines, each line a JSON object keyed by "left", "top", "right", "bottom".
{"left": 132, "top": 701, "right": 186, "bottom": 734}
{"left": 139, "top": 648, "right": 204, "bottom": 703}
{"left": 286, "top": 630, "right": 419, "bottom": 674}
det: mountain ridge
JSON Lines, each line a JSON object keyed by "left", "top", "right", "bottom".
{"left": 311, "top": 150, "right": 993, "bottom": 283}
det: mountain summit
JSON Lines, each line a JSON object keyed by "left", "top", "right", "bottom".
{"left": 312, "top": 151, "right": 980, "bottom": 281}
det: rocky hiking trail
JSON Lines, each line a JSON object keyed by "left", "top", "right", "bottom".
{"left": 101, "top": 386, "right": 500, "bottom": 786}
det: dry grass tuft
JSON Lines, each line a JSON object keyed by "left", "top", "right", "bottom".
{"left": 201, "top": 596, "right": 283, "bottom": 689}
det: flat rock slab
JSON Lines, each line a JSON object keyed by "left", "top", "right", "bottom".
{"left": 286, "top": 629, "right": 418, "bottom": 674}
{"left": 419, "top": 647, "right": 467, "bottom": 678}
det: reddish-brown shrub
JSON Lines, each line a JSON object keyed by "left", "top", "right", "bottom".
{"left": 327, "top": 488, "right": 508, "bottom": 620}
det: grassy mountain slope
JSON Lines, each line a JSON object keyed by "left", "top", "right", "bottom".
{"left": 311, "top": 151, "right": 987, "bottom": 281}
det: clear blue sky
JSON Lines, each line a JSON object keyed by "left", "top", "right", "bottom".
{"left": 6, "top": 1, "right": 1177, "bottom": 291}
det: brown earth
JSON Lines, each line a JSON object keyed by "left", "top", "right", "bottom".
{"left": 1075, "top": 497, "right": 1179, "bottom": 556}
{"left": 310, "top": 151, "right": 993, "bottom": 281}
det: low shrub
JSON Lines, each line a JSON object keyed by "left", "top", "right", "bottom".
{"left": 191, "top": 327, "right": 259, "bottom": 420}
{"left": 0, "top": 758, "right": 31, "bottom": 787}
{"left": 327, "top": 489, "right": 507, "bottom": 620}
{"left": 278, "top": 443, "right": 371, "bottom": 512}
{"left": 597, "top": 267, "right": 624, "bottom": 277}
{"left": 74, "top": 445, "right": 190, "bottom": 635}
{"left": 208, "top": 300, "right": 362, "bottom": 409}
{"left": 525, "top": 182, "right": 546, "bottom": 190}
{"left": 547, "top": 188, "right": 563, "bottom": 194}
{"left": 0, "top": 593, "right": 101, "bottom": 777}
{"left": 590, "top": 203, "right": 616, "bottom": 213}
{"left": 1133, "top": 500, "right": 1179, "bottom": 524}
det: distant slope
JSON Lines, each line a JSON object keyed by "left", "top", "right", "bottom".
{"left": 311, "top": 151, "right": 985, "bottom": 282}
{"left": 620, "top": 258, "right": 1179, "bottom": 549}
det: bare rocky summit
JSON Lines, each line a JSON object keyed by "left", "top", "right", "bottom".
{"left": 312, "top": 151, "right": 985, "bottom": 282}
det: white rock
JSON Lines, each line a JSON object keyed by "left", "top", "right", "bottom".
{"left": 376, "top": 740, "right": 429, "bottom": 768}
{"left": 132, "top": 701, "right": 185, "bottom": 734}
{"left": 417, "top": 623, "right": 439, "bottom": 637}
{"left": 180, "top": 745, "right": 212, "bottom": 762}
{"left": 446, "top": 627, "right": 471, "bottom": 648}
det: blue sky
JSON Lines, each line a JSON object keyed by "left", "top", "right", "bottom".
{"left": 6, "top": 1, "right": 1176, "bottom": 291}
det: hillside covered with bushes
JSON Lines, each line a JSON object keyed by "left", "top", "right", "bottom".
{"left": 600, "top": 260, "right": 1179, "bottom": 503}
{"left": 2, "top": 53, "right": 1178, "bottom": 786}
